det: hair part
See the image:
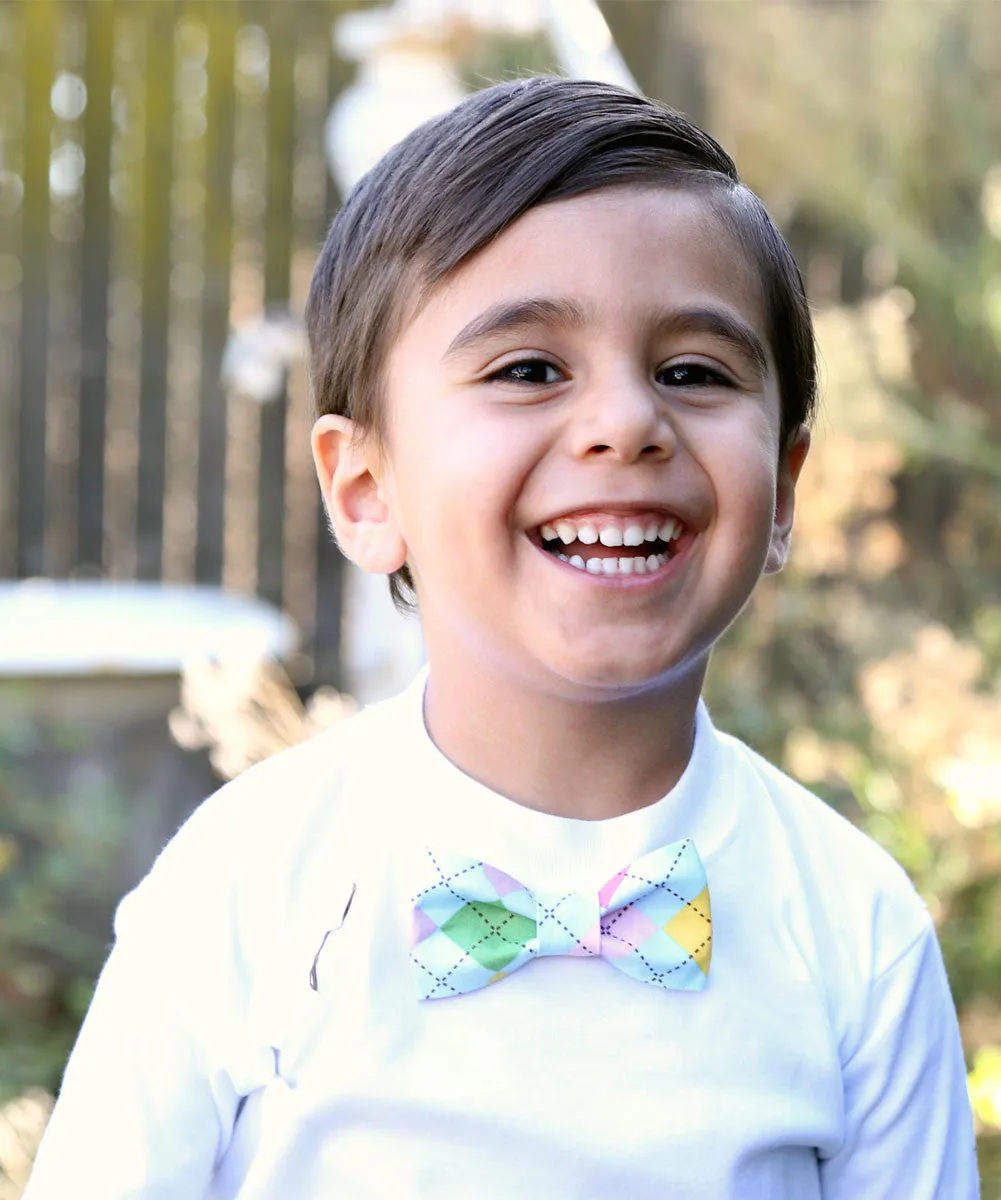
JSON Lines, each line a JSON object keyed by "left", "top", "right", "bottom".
{"left": 307, "top": 76, "right": 817, "bottom": 612}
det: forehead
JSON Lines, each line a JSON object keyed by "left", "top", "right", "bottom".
{"left": 397, "top": 185, "right": 767, "bottom": 351}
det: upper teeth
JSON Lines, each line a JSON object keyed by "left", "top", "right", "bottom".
{"left": 540, "top": 517, "right": 679, "bottom": 546}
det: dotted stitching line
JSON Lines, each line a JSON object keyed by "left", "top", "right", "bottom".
{"left": 412, "top": 850, "right": 486, "bottom": 907}
{"left": 414, "top": 905, "right": 534, "bottom": 998}
{"left": 601, "top": 898, "right": 710, "bottom": 943}
{"left": 538, "top": 893, "right": 600, "bottom": 957}
{"left": 600, "top": 843, "right": 711, "bottom": 983}
{"left": 610, "top": 841, "right": 687, "bottom": 901}
{"left": 414, "top": 844, "right": 708, "bottom": 992}
{"left": 413, "top": 854, "right": 499, "bottom": 998}
{"left": 411, "top": 955, "right": 462, "bottom": 997}
{"left": 412, "top": 908, "right": 530, "bottom": 998}
{"left": 462, "top": 904, "right": 534, "bottom": 955}
{"left": 604, "top": 935, "right": 711, "bottom": 981}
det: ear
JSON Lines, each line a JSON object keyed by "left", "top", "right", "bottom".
{"left": 311, "top": 415, "right": 408, "bottom": 575}
{"left": 764, "top": 425, "right": 811, "bottom": 575}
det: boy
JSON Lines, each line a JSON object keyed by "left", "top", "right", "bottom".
{"left": 26, "top": 77, "right": 977, "bottom": 1198}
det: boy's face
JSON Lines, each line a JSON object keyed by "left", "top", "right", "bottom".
{"left": 323, "top": 186, "right": 808, "bottom": 699}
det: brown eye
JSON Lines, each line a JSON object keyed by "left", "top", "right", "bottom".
{"left": 491, "top": 359, "right": 562, "bottom": 385}
{"left": 658, "top": 362, "right": 730, "bottom": 387}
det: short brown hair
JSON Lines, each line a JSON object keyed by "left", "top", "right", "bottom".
{"left": 307, "top": 76, "right": 817, "bottom": 609}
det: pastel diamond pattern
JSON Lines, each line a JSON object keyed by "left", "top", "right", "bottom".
{"left": 440, "top": 901, "right": 536, "bottom": 972}
{"left": 411, "top": 840, "right": 711, "bottom": 1000}
{"left": 663, "top": 884, "right": 712, "bottom": 973}
{"left": 601, "top": 904, "right": 659, "bottom": 957}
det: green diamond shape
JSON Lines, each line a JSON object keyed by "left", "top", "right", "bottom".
{"left": 440, "top": 901, "right": 536, "bottom": 972}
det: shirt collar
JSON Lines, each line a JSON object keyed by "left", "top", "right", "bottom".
{"left": 386, "top": 669, "right": 739, "bottom": 893}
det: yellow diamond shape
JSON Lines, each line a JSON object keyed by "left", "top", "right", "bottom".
{"left": 488, "top": 971, "right": 509, "bottom": 985}
{"left": 663, "top": 885, "right": 712, "bottom": 974}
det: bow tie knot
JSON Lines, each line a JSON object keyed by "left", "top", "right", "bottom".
{"left": 536, "top": 890, "right": 601, "bottom": 957}
{"left": 411, "top": 839, "right": 711, "bottom": 1000}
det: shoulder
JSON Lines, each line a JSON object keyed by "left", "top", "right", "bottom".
{"left": 165, "top": 687, "right": 410, "bottom": 863}
{"left": 96, "top": 691, "right": 418, "bottom": 1062}
{"left": 119, "top": 689, "right": 412, "bottom": 950}
{"left": 717, "top": 728, "right": 932, "bottom": 976}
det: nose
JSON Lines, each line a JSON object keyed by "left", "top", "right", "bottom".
{"left": 568, "top": 369, "right": 676, "bottom": 464}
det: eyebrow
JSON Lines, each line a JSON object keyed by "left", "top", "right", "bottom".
{"left": 442, "top": 296, "right": 769, "bottom": 377}
{"left": 443, "top": 297, "right": 590, "bottom": 360}
{"left": 655, "top": 308, "right": 769, "bottom": 377}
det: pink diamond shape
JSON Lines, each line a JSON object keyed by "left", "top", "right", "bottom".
{"left": 571, "top": 922, "right": 601, "bottom": 957}
{"left": 411, "top": 906, "right": 438, "bottom": 946}
{"left": 601, "top": 905, "right": 658, "bottom": 958}
{"left": 482, "top": 862, "right": 524, "bottom": 898}
{"left": 599, "top": 868, "right": 628, "bottom": 910}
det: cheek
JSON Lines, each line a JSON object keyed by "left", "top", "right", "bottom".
{"left": 387, "top": 416, "right": 533, "bottom": 568}
{"left": 693, "top": 411, "right": 778, "bottom": 493}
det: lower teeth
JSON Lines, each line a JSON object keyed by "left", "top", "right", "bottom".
{"left": 557, "top": 553, "right": 668, "bottom": 575}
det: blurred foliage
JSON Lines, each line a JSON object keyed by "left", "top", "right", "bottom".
{"left": 0, "top": 704, "right": 134, "bottom": 1188}
{"left": 0, "top": 709, "right": 130, "bottom": 1104}
{"left": 169, "top": 655, "right": 355, "bottom": 780}
{"left": 602, "top": 0, "right": 1001, "bottom": 1188}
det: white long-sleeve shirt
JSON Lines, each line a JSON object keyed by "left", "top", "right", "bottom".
{"left": 26, "top": 676, "right": 979, "bottom": 1198}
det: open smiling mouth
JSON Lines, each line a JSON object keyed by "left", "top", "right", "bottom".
{"left": 533, "top": 514, "right": 684, "bottom": 577}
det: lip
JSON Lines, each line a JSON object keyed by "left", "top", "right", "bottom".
{"left": 531, "top": 502, "right": 691, "bottom": 531}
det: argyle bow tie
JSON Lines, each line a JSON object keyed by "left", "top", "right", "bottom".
{"left": 410, "top": 838, "right": 711, "bottom": 1000}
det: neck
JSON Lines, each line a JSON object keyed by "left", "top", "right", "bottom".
{"left": 421, "top": 656, "right": 707, "bottom": 821}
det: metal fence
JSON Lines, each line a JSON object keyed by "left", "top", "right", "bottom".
{"left": 0, "top": 0, "right": 357, "bottom": 684}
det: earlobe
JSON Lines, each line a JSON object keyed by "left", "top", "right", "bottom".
{"left": 311, "top": 415, "right": 408, "bottom": 575}
{"left": 764, "top": 425, "right": 811, "bottom": 575}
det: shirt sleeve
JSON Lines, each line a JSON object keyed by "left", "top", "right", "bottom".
{"left": 819, "top": 918, "right": 979, "bottom": 1199}
{"left": 23, "top": 797, "right": 272, "bottom": 1199}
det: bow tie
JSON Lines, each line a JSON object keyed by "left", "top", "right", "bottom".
{"left": 410, "top": 838, "right": 711, "bottom": 1000}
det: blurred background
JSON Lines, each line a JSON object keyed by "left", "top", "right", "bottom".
{"left": 1, "top": 0, "right": 1000, "bottom": 1191}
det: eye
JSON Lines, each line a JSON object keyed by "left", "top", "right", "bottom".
{"left": 488, "top": 358, "right": 564, "bottom": 386}
{"left": 657, "top": 361, "right": 732, "bottom": 388}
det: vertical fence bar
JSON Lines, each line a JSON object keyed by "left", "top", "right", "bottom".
{"left": 135, "top": 2, "right": 175, "bottom": 580}
{"left": 256, "top": 7, "right": 294, "bottom": 609}
{"left": 101, "top": 9, "right": 145, "bottom": 582}
{"left": 43, "top": 6, "right": 86, "bottom": 579}
{"left": 17, "top": 0, "right": 54, "bottom": 578}
{"left": 312, "top": 34, "right": 355, "bottom": 688}
{"left": 77, "top": 0, "right": 114, "bottom": 573}
{"left": 194, "top": 6, "right": 236, "bottom": 586}
{"left": 0, "top": 7, "right": 26, "bottom": 578}
{"left": 222, "top": 19, "right": 265, "bottom": 597}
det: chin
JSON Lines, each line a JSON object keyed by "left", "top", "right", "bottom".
{"left": 543, "top": 646, "right": 701, "bottom": 700}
